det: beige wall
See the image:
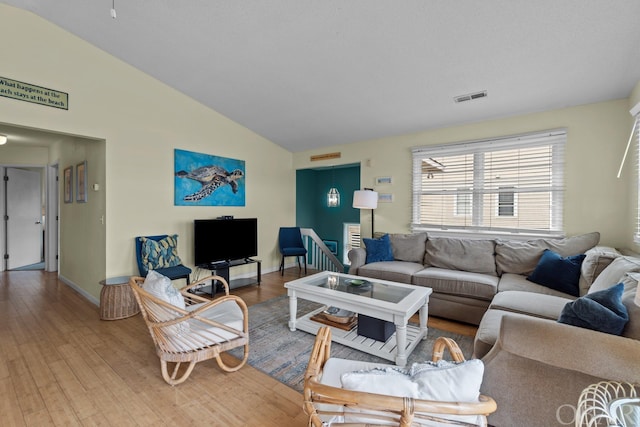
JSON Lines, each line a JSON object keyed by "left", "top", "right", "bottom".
{"left": 0, "top": 145, "right": 49, "bottom": 165}
{"left": 294, "top": 99, "right": 632, "bottom": 248}
{"left": 1, "top": 5, "right": 295, "bottom": 299}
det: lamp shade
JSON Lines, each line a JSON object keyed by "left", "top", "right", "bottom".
{"left": 353, "top": 190, "right": 378, "bottom": 209}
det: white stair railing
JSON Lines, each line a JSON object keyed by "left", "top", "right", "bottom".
{"left": 300, "top": 228, "right": 344, "bottom": 273}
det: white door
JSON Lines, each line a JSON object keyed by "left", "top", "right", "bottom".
{"left": 6, "top": 168, "right": 42, "bottom": 269}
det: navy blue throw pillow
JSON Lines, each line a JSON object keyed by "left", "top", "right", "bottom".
{"left": 527, "top": 249, "right": 586, "bottom": 296}
{"left": 558, "top": 283, "right": 629, "bottom": 335}
{"left": 363, "top": 234, "right": 394, "bottom": 264}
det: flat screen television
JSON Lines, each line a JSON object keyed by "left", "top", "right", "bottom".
{"left": 194, "top": 218, "right": 258, "bottom": 266}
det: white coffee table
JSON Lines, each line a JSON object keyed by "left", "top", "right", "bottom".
{"left": 285, "top": 271, "right": 432, "bottom": 366}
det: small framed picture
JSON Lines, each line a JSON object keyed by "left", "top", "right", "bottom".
{"left": 375, "top": 176, "right": 393, "bottom": 185}
{"left": 378, "top": 193, "right": 394, "bottom": 203}
{"left": 63, "top": 166, "right": 73, "bottom": 203}
{"left": 76, "top": 161, "right": 87, "bottom": 203}
{"left": 322, "top": 240, "right": 338, "bottom": 255}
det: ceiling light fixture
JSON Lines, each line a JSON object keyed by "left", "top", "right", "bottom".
{"left": 327, "top": 167, "right": 340, "bottom": 207}
{"left": 110, "top": 0, "right": 117, "bottom": 19}
{"left": 0, "top": 135, "right": 7, "bottom": 145}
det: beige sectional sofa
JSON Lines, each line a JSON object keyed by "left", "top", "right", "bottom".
{"left": 348, "top": 231, "right": 601, "bottom": 325}
{"left": 478, "top": 253, "right": 640, "bottom": 426}
{"left": 349, "top": 233, "right": 640, "bottom": 426}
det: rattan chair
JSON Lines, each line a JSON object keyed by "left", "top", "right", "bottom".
{"left": 303, "top": 327, "right": 497, "bottom": 426}
{"left": 129, "top": 275, "right": 249, "bottom": 385}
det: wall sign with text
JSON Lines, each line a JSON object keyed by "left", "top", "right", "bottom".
{"left": 0, "top": 76, "right": 68, "bottom": 110}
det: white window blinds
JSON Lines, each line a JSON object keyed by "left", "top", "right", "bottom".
{"left": 412, "top": 130, "right": 566, "bottom": 235}
{"left": 634, "top": 114, "right": 640, "bottom": 243}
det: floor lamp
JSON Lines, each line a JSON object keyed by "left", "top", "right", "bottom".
{"left": 353, "top": 188, "right": 378, "bottom": 238}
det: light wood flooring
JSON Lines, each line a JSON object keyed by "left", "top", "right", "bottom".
{"left": 0, "top": 267, "right": 476, "bottom": 426}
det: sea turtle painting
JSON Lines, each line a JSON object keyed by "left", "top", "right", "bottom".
{"left": 175, "top": 165, "right": 244, "bottom": 202}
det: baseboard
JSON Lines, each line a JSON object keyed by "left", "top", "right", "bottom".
{"left": 58, "top": 274, "right": 100, "bottom": 306}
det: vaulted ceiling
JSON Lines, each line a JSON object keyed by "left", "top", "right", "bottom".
{"left": 3, "top": 1, "right": 640, "bottom": 152}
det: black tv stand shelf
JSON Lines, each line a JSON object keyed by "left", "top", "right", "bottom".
{"left": 198, "top": 258, "right": 261, "bottom": 296}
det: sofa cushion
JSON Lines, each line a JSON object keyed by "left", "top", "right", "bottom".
{"left": 389, "top": 232, "right": 427, "bottom": 263}
{"left": 589, "top": 256, "right": 640, "bottom": 293}
{"left": 412, "top": 267, "right": 498, "bottom": 300}
{"left": 363, "top": 234, "right": 394, "bottom": 263}
{"left": 425, "top": 237, "right": 497, "bottom": 276}
{"left": 558, "top": 283, "right": 629, "bottom": 335}
{"left": 578, "top": 246, "right": 621, "bottom": 296}
{"left": 498, "top": 273, "right": 577, "bottom": 299}
{"left": 489, "top": 290, "right": 572, "bottom": 320}
{"left": 358, "top": 261, "right": 424, "bottom": 284}
{"left": 526, "top": 249, "right": 585, "bottom": 297}
{"left": 473, "top": 309, "right": 539, "bottom": 359}
{"left": 619, "top": 272, "right": 640, "bottom": 340}
{"left": 495, "top": 232, "right": 600, "bottom": 276}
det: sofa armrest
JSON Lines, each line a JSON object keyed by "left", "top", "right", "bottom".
{"left": 481, "top": 314, "right": 640, "bottom": 426}
{"left": 485, "top": 314, "right": 640, "bottom": 382}
{"left": 347, "top": 248, "right": 366, "bottom": 274}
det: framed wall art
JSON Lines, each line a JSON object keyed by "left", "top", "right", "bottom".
{"left": 378, "top": 193, "right": 394, "bottom": 203}
{"left": 375, "top": 176, "right": 393, "bottom": 185}
{"left": 174, "top": 149, "right": 246, "bottom": 206}
{"left": 63, "top": 166, "right": 73, "bottom": 203}
{"left": 76, "top": 161, "right": 87, "bottom": 203}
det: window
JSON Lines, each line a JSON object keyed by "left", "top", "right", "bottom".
{"left": 497, "top": 187, "right": 516, "bottom": 217}
{"left": 412, "top": 130, "right": 566, "bottom": 235}
{"left": 633, "top": 112, "right": 640, "bottom": 243}
{"left": 454, "top": 188, "right": 472, "bottom": 216}
{"left": 343, "top": 223, "right": 361, "bottom": 264}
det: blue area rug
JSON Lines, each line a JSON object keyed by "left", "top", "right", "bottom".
{"left": 231, "top": 296, "right": 475, "bottom": 392}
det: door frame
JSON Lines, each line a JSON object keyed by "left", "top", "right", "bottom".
{"left": 46, "top": 163, "right": 58, "bottom": 272}
{"left": 0, "top": 163, "right": 58, "bottom": 272}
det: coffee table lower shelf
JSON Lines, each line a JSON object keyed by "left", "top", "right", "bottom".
{"left": 295, "top": 307, "right": 426, "bottom": 364}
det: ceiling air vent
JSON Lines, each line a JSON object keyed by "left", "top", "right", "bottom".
{"left": 454, "top": 90, "right": 487, "bottom": 103}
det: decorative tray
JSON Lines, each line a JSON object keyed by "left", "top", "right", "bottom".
{"left": 345, "top": 279, "right": 369, "bottom": 287}
{"left": 322, "top": 306, "right": 356, "bottom": 324}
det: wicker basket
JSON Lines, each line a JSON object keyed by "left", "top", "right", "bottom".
{"left": 99, "top": 277, "right": 140, "bottom": 320}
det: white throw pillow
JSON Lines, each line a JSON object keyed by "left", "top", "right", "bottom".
{"left": 341, "top": 359, "right": 485, "bottom": 426}
{"left": 409, "top": 359, "right": 484, "bottom": 402}
{"left": 341, "top": 366, "right": 417, "bottom": 397}
{"left": 142, "top": 270, "right": 186, "bottom": 310}
{"left": 341, "top": 359, "right": 484, "bottom": 402}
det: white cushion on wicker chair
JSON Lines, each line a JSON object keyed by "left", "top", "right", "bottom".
{"left": 320, "top": 358, "right": 486, "bottom": 426}
{"left": 161, "top": 300, "right": 245, "bottom": 353}
{"left": 341, "top": 359, "right": 484, "bottom": 402}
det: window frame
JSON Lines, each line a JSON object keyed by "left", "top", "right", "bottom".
{"left": 411, "top": 129, "right": 566, "bottom": 237}
{"left": 496, "top": 186, "right": 517, "bottom": 218}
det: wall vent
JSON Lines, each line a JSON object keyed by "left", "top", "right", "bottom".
{"left": 454, "top": 90, "right": 487, "bottom": 103}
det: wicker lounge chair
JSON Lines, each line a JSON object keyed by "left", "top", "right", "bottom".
{"left": 303, "top": 326, "right": 497, "bottom": 426}
{"left": 129, "top": 275, "right": 249, "bottom": 385}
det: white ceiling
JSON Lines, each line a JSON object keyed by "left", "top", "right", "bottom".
{"left": 2, "top": 1, "right": 640, "bottom": 152}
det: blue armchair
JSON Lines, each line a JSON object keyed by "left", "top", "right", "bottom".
{"left": 135, "top": 234, "right": 192, "bottom": 284}
{"left": 278, "top": 227, "right": 307, "bottom": 276}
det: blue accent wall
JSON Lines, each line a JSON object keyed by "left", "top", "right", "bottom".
{"left": 296, "top": 165, "right": 360, "bottom": 262}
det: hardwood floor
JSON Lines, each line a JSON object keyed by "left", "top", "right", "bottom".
{"left": 0, "top": 267, "right": 477, "bottom": 426}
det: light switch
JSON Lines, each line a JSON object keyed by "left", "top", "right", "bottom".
{"left": 93, "top": 184, "right": 100, "bottom": 191}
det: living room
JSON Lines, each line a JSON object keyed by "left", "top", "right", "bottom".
{"left": 1, "top": 2, "right": 640, "bottom": 425}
